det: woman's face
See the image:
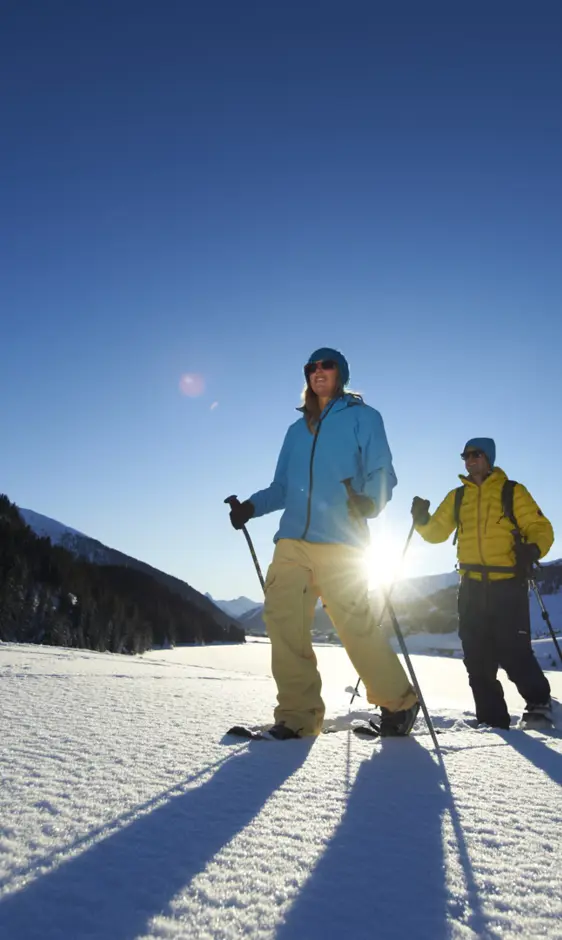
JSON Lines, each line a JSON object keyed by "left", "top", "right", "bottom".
{"left": 306, "top": 358, "right": 340, "bottom": 399}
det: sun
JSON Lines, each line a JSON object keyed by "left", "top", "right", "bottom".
{"left": 363, "top": 531, "right": 412, "bottom": 591}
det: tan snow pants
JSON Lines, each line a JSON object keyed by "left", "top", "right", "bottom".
{"left": 263, "top": 538, "right": 417, "bottom": 736}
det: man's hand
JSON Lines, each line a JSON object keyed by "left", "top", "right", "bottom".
{"left": 514, "top": 541, "right": 541, "bottom": 576}
{"left": 411, "top": 497, "right": 431, "bottom": 525}
{"left": 227, "top": 498, "right": 255, "bottom": 530}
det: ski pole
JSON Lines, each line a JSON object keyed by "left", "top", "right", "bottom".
{"left": 529, "top": 577, "right": 562, "bottom": 664}
{"left": 349, "top": 520, "right": 416, "bottom": 705}
{"left": 224, "top": 496, "right": 266, "bottom": 593}
{"left": 383, "top": 595, "right": 439, "bottom": 750}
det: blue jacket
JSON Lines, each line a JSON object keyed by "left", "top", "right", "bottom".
{"left": 249, "top": 394, "right": 397, "bottom": 547}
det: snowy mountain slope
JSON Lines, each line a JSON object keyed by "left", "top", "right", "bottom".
{"left": 0, "top": 640, "right": 561, "bottom": 940}
{"left": 214, "top": 565, "right": 562, "bottom": 625}
{"left": 387, "top": 581, "right": 562, "bottom": 644}
{"left": 530, "top": 588, "right": 562, "bottom": 640}
{"left": 18, "top": 506, "right": 235, "bottom": 632}
{"left": 210, "top": 572, "right": 460, "bottom": 625}
{"left": 19, "top": 507, "right": 86, "bottom": 543}
{"left": 383, "top": 626, "right": 562, "bottom": 672}
{"left": 19, "top": 505, "right": 562, "bottom": 647}
{"left": 235, "top": 579, "right": 562, "bottom": 647}
{"left": 392, "top": 569, "right": 459, "bottom": 600}
{"left": 237, "top": 600, "right": 338, "bottom": 640}
{"left": 207, "top": 595, "right": 262, "bottom": 619}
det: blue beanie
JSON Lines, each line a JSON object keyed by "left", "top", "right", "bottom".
{"left": 463, "top": 437, "right": 496, "bottom": 467}
{"left": 306, "top": 347, "right": 350, "bottom": 386}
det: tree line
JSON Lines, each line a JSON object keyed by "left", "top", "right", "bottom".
{"left": 0, "top": 494, "right": 244, "bottom": 653}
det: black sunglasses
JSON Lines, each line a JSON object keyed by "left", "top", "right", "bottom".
{"left": 304, "top": 359, "right": 337, "bottom": 376}
{"left": 461, "top": 449, "right": 485, "bottom": 460}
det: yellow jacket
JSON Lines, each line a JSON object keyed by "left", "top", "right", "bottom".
{"left": 415, "top": 467, "right": 554, "bottom": 581}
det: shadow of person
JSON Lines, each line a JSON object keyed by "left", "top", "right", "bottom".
{"left": 275, "top": 736, "right": 488, "bottom": 940}
{"left": 0, "top": 740, "right": 313, "bottom": 940}
{"left": 505, "top": 728, "right": 562, "bottom": 786}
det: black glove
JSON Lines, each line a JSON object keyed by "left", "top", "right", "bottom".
{"left": 347, "top": 493, "right": 376, "bottom": 519}
{"left": 228, "top": 499, "right": 255, "bottom": 530}
{"left": 514, "top": 541, "right": 540, "bottom": 576}
{"left": 411, "top": 496, "right": 430, "bottom": 525}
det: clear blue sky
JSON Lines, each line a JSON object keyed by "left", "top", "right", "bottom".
{"left": 2, "top": 1, "right": 561, "bottom": 602}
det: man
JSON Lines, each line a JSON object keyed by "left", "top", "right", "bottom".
{"left": 228, "top": 346, "right": 419, "bottom": 739}
{"left": 411, "top": 437, "right": 554, "bottom": 729}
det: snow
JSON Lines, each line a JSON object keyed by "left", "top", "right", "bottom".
{"left": 19, "top": 508, "right": 85, "bottom": 544}
{"left": 1, "top": 639, "right": 561, "bottom": 939}
{"left": 530, "top": 587, "right": 562, "bottom": 636}
{"left": 383, "top": 624, "right": 562, "bottom": 672}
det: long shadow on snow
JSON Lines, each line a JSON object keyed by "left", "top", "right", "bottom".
{"left": 0, "top": 740, "right": 313, "bottom": 940}
{"left": 506, "top": 728, "right": 562, "bottom": 786}
{"left": 275, "top": 736, "right": 493, "bottom": 940}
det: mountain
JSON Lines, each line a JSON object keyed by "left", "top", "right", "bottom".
{"left": 19, "top": 507, "right": 237, "bottom": 634}
{"left": 209, "top": 573, "right": 459, "bottom": 638}
{"left": 206, "top": 595, "right": 261, "bottom": 620}
{"left": 238, "top": 601, "right": 340, "bottom": 641}
{"left": 19, "top": 508, "right": 86, "bottom": 544}
{"left": 217, "top": 572, "right": 463, "bottom": 639}
{"left": 21, "top": 505, "right": 561, "bottom": 647}
{"left": 233, "top": 564, "right": 562, "bottom": 644}
{"left": 392, "top": 570, "right": 459, "bottom": 601}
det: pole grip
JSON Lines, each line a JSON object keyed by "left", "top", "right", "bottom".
{"left": 223, "top": 496, "right": 266, "bottom": 594}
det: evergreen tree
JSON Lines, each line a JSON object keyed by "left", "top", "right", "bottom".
{"left": 0, "top": 493, "right": 245, "bottom": 653}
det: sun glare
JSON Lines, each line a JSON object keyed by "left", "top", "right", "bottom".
{"left": 364, "top": 532, "right": 411, "bottom": 591}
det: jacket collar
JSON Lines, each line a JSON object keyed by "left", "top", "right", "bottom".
{"left": 296, "top": 392, "right": 364, "bottom": 416}
{"left": 458, "top": 466, "right": 508, "bottom": 488}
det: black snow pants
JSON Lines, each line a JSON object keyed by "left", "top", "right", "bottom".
{"left": 458, "top": 576, "right": 551, "bottom": 728}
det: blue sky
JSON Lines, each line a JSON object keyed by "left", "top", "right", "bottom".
{"left": 2, "top": 1, "right": 561, "bottom": 602}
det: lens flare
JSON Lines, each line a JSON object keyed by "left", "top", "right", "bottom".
{"left": 179, "top": 373, "right": 205, "bottom": 397}
{"left": 364, "top": 532, "right": 411, "bottom": 590}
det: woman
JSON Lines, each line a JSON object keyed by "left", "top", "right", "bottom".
{"left": 228, "top": 346, "right": 418, "bottom": 739}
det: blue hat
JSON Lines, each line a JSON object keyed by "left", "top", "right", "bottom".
{"left": 306, "top": 347, "right": 350, "bottom": 386}
{"left": 462, "top": 437, "right": 496, "bottom": 467}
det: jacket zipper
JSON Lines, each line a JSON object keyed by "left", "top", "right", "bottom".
{"left": 477, "top": 486, "right": 484, "bottom": 565}
{"left": 301, "top": 398, "right": 339, "bottom": 540}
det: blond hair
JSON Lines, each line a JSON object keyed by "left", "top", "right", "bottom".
{"left": 300, "top": 373, "right": 346, "bottom": 432}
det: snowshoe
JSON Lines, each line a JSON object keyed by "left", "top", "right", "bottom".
{"left": 227, "top": 722, "right": 301, "bottom": 741}
{"left": 226, "top": 725, "right": 268, "bottom": 740}
{"left": 519, "top": 701, "right": 554, "bottom": 730}
{"left": 378, "top": 701, "right": 420, "bottom": 737}
{"left": 267, "top": 722, "right": 301, "bottom": 740}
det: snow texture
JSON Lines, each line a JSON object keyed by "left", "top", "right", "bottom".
{"left": 1, "top": 639, "right": 561, "bottom": 939}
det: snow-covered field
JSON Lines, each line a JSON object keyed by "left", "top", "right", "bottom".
{"left": 1, "top": 638, "right": 561, "bottom": 939}
{"left": 385, "top": 626, "right": 562, "bottom": 671}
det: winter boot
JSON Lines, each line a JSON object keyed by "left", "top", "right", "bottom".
{"left": 521, "top": 699, "right": 553, "bottom": 727}
{"left": 379, "top": 701, "right": 420, "bottom": 737}
{"left": 266, "top": 722, "right": 301, "bottom": 741}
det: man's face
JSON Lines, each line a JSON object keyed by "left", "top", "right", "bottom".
{"left": 462, "top": 448, "right": 490, "bottom": 477}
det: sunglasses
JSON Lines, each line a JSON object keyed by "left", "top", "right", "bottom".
{"left": 304, "top": 359, "right": 337, "bottom": 376}
{"left": 461, "top": 450, "right": 485, "bottom": 460}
